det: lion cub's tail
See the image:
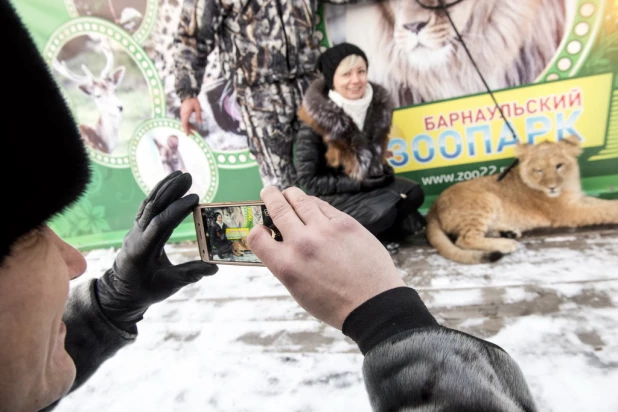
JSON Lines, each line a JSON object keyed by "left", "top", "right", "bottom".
{"left": 426, "top": 210, "right": 503, "bottom": 264}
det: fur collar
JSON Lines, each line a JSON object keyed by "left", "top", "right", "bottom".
{"left": 298, "top": 79, "right": 394, "bottom": 181}
{"left": 299, "top": 78, "right": 393, "bottom": 144}
{"left": 2, "top": 1, "right": 90, "bottom": 263}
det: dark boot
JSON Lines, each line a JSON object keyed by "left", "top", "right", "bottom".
{"left": 402, "top": 210, "right": 426, "bottom": 235}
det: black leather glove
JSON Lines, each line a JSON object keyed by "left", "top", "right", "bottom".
{"left": 96, "top": 171, "right": 218, "bottom": 332}
{"left": 383, "top": 163, "right": 395, "bottom": 179}
{"left": 360, "top": 175, "right": 386, "bottom": 191}
{"left": 360, "top": 164, "right": 394, "bottom": 191}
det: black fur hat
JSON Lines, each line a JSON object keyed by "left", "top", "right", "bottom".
{"left": 0, "top": 2, "right": 91, "bottom": 265}
{"left": 316, "top": 43, "right": 368, "bottom": 93}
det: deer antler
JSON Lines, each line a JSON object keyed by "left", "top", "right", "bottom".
{"left": 52, "top": 58, "right": 93, "bottom": 85}
{"left": 97, "top": 38, "right": 115, "bottom": 80}
{"left": 80, "top": 64, "right": 96, "bottom": 81}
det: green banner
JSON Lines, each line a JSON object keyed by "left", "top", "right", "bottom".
{"left": 13, "top": 0, "right": 262, "bottom": 250}
{"left": 319, "top": 0, "right": 618, "bottom": 207}
{"left": 13, "top": 0, "right": 618, "bottom": 250}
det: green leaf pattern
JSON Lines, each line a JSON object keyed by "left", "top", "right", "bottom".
{"left": 50, "top": 197, "right": 111, "bottom": 238}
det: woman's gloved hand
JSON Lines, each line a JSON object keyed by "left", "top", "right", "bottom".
{"left": 382, "top": 163, "right": 395, "bottom": 178}
{"left": 360, "top": 164, "right": 395, "bottom": 191}
{"left": 96, "top": 171, "right": 218, "bottom": 332}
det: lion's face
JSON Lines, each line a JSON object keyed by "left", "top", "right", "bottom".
{"left": 517, "top": 137, "right": 582, "bottom": 198}
{"left": 222, "top": 207, "right": 245, "bottom": 228}
{"left": 349, "top": 0, "right": 564, "bottom": 105}
{"left": 388, "top": 0, "right": 476, "bottom": 69}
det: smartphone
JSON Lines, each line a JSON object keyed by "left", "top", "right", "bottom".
{"left": 193, "top": 201, "right": 282, "bottom": 266}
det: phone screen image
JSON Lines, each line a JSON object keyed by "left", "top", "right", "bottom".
{"left": 200, "top": 204, "right": 274, "bottom": 264}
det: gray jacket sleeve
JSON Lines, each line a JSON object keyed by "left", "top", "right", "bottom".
{"left": 343, "top": 287, "right": 536, "bottom": 412}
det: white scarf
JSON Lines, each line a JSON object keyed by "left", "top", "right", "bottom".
{"left": 328, "top": 83, "right": 373, "bottom": 131}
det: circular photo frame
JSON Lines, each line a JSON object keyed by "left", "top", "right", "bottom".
{"left": 319, "top": 0, "right": 602, "bottom": 106}
{"left": 538, "top": 1, "right": 605, "bottom": 81}
{"left": 44, "top": 18, "right": 165, "bottom": 168}
{"left": 213, "top": 149, "right": 257, "bottom": 170}
{"left": 130, "top": 119, "right": 219, "bottom": 202}
{"left": 64, "top": 0, "right": 158, "bottom": 44}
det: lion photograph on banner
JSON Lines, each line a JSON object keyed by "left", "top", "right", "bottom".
{"left": 325, "top": 0, "right": 570, "bottom": 107}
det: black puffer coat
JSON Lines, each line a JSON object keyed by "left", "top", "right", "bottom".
{"left": 295, "top": 79, "right": 424, "bottom": 236}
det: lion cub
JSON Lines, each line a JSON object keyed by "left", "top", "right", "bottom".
{"left": 232, "top": 236, "right": 250, "bottom": 257}
{"left": 426, "top": 136, "right": 618, "bottom": 264}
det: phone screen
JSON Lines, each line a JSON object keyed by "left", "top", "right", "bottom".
{"left": 196, "top": 203, "right": 279, "bottom": 264}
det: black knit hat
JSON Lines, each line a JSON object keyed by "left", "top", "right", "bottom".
{"left": 1, "top": 2, "right": 91, "bottom": 265}
{"left": 316, "top": 43, "right": 368, "bottom": 92}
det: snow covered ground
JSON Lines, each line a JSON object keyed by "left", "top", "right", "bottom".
{"left": 56, "top": 228, "right": 618, "bottom": 411}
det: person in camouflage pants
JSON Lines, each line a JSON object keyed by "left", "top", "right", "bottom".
{"left": 174, "top": 0, "right": 377, "bottom": 190}
{"left": 234, "top": 77, "right": 316, "bottom": 189}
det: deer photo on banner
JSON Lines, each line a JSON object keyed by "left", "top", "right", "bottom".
{"left": 51, "top": 33, "right": 150, "bottom": 158}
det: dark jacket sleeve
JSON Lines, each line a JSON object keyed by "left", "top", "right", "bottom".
{"left": 64, "top": 279, "right": 136, "bottom": 390}
{"left": 43, "top": 279, "right": 137, "bottom": 410}
{"left": 343, "top": 288, "right": 537, "bottom": 412}
{"left": 295, "top": 124, "right": 362, "bottom": 196}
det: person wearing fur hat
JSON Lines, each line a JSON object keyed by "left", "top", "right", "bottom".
{"left": 0, "top": 3, "right": 218, "bottom": 410}
{"left": 295, "top": 43, "right": 426, "bottom": 253}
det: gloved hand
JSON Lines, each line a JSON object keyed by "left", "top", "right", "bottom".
{"left": 96, "top": 171, "right": 218, "bottom": 332}
{"left": 360, "top": 164, "right": 394, "bottom": 191}
{"left": 382, "top": 163, "right": 395, "bottom": 178}
{"left": 360, "top": 175, "right": 386, "bottom": 191}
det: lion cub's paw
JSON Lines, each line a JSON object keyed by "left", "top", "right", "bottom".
{"left": 494, "top": 238, "right": 520, "bottom": 254}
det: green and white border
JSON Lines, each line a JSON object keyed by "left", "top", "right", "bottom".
{"left": 129, "top": 119, "right": 219, "bottom": 202}
{"left": 213, "top": 148, "right": 257, "bottom": 169}
{"left": 539, "top": 0, "right": 606, "bottom": 81}
{"left": 63, "top": 0, "right": 158, "bottom": 44}
{"left": 43, "top": 17, "right": 165, "bottom": 168}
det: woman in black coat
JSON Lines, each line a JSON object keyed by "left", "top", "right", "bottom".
{"left": 211, "top": 212, "right": 233, "bottom": 258}
{"left": 295, "top": 43, "right": 425, "bottom": 250}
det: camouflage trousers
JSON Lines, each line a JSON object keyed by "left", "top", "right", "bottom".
{"left": 237, "top": 75, "right": 316, "bottom": 190}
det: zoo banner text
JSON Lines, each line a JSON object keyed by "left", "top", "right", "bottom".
{"left": 389, "top": 73, "right": 613, "bottom": 172}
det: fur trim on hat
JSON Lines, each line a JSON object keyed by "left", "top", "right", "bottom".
{"left": 1, "top": 1, "right": 90, "bottom": 264}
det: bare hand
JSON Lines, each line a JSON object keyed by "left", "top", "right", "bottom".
{"left": 248, "top": 186, "right": 405, "bottom": 329}
{"left": 180, "top": 97, "right": 202, "bottom": 135}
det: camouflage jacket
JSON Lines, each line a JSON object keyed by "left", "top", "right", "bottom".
{"left": 174, "top": 0, "right": 366, "bottom": 101}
